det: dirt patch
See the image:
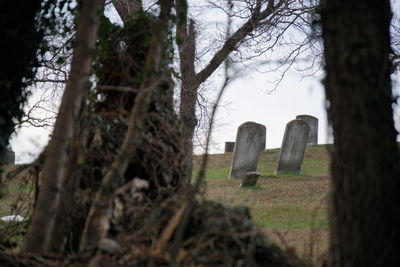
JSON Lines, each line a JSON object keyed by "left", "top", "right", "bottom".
{"left": 263, "top": 228, "right": 328, "bottom": 265}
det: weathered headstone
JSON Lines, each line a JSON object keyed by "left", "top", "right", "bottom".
{"left": 0, "top": 149, "right": 15, "bottom": 165}
{"left": 224, "top": 142, "right": 235, "bottom": 153}
{"left": 229, "top": 122, "right": 266, "bottom": 179}
{"left": 276, "top": 119, "right": 310, "bottom": 174}
{"left": 296, "top": 115, "right": 318, "bottom": 145}
{"left": 240, "top": 172, "right": 260, "bottom": 187}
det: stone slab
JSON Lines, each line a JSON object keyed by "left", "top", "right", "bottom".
{"left": 276, "top": 119, "right": 310, "bottom": 174}
{"left": 229, "top": 122, "right": 266, "bottom": 179}
{"left": 224, "top": 142, "right": 235, "bottom": 153}
{"left": 296, "top": 115, "right": 318, "bottom": 145}
{"left": 240, "top": 172, "right": 260, "bottom": 187}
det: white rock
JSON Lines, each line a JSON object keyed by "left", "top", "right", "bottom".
{"left": 0, "top": 215, "right": 24, "bottom": 222}
{"left": 132, "top": 178, "right": 149, "bottom": 190}
{"left": 98, "top": 238, "right": 121, "bottom": 254}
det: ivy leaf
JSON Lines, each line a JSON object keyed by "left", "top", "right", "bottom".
{"left": 56, "top": 57, "right": 66, "bottom": 64}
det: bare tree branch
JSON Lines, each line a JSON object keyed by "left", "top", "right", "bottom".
{"left": 97, "top": 85, "right": 138, "bottom": 92}
{"left": 195, "top": 0, "right": 286, "bottom": 86}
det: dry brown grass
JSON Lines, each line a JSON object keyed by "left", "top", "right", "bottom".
{"left": 0, "top": 165, "right": 35, "bottom": 248}
{"left": 0, "top": 165, "right": 35, "bottom": 218}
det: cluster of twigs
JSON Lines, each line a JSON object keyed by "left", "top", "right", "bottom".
{"left": 76, "top": 197, "right": 300, "bottom": 266}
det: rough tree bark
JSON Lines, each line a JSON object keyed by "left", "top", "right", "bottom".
{"left": 112, "top": 0, "right": 142, "bottom": 23}
{"left": 176, "top": 0, "right": 197, "bottom": 180}
{"left": 23, "top": 0, "right": 104, "bottom": 254}
{"left": 321, "top": 0, "right": 400, "bottom": 265}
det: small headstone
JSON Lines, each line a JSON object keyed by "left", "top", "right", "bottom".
{"left": 224, "top": 142, "right": 235, "bottom": 153}
{"left": 240, "top": 172, "right": 260, "bottom": 187}
{"left": 0, "top": 149, "right": 15, "bottom": 165}
{"left": 276, "top": 119, "right": 310, "bottom": 174}
{"left": 229, "top": 122, "right": 266, "bottom": 179}
{"left": 296, "top": 115, "right": 318, "bottom": 145}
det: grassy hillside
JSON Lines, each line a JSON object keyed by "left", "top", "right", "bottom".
{"left": 0, "top": 145, "right": 331, "bottom": 262}
{"left": 193, "top": 145, "right": 332, "bottom": 261}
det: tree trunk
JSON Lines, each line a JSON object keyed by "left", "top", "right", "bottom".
{"left": 0, "top": 0, "right": 41, "bottom": 158}
{"left": 177, "top": 16, "right": 198, "bottom": 181}
{"left": 23, "top": 0, "right": 104, "bottom": 254}
{"left": 112, "top": 0, "right": 142, "bottom": 22}
{"left": 179, "top": 84, "right": 197, "bottom": 181}
{"left": 321, "top": 0, "right": 400, "bottom": 265}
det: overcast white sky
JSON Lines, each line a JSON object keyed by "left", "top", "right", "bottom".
{"left": 210, "top": 69, "right": 327, "bottom": 150}
{"left": 9, "top": 1, "right": 400, "bottom": 163}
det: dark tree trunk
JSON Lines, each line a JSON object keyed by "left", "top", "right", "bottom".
{"left": 176, "top": 10, "right": 198, "bottom": 181}
{"left": 179, "top": 29, "right": 198, "bottom": 180}
{"left": 321, "top": 0, "right": 400, "bottom": 266}
{"left": 180, "top": 90, "right": 196, "bottom": 181}
{"left": 0, "top": 0, "right": 41, "bottom": 157}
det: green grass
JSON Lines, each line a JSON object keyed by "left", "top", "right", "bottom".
{"left": 259, "top": 172, "right": 313, "bottom": 179}
{"left": 193, "top": 146, "right": 331, "bottom": 258}
{"left": 251, "top": 206, "right": 328, "bottom": 229}
{"left": 194, "top": 145, "right": 330, "bottom": 235}
{"left": 193, "top": 168, "right": 229, "bottom": 179}
{"left": 4, "top": 184, "right": 34, "bottom": 194}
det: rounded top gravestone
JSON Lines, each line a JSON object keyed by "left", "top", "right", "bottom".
{"left": 276, "top": 119, "right": 310, "bottom": 174}
{"left": 296, "top": 115, "right": 318, "bottom": 145}
{"left": 229, "top": 122, "right": 266, "bottom": 179}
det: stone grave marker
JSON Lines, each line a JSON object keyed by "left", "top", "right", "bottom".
{"left": 229, "top": 122, "right": 266, "bottom": 179}
{"left": 240, "top": 172, "right": 260, "bottom": 187}
{"left": 224, "top": 142, "right": 235, "bottom": 153}
{"left": 276, "top": 119, "right": 310, "bottom": 174}
{"left": 296, "top": 115, "right": 318, "bottom": 145}
{"left": 0, "top": 149, "right": 15, "bottom": 165}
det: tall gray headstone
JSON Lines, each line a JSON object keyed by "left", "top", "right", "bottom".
{"left": 296, "top": 115, "right": 318, "bottom": 145}
{"left": 229, "top": 122, "right": 266, "bottom": 179}
{"left": 276, "top": 119, "right": 310, "bottom": 174}
{"left": 224, "top": 142, "right": 235, "bottom": 153}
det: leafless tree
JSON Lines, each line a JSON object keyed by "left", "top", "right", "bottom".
{"left": 391, "top": 19, "right": 400, "bottom": 72}
{"left": 25, "top": 0, "right": 319, "bottom": 162}
{"left": 15, "top": 9, "right": 73, "bottom": 132}
{"left": 175, "top": 0, "right": 319, "bottom": 177}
